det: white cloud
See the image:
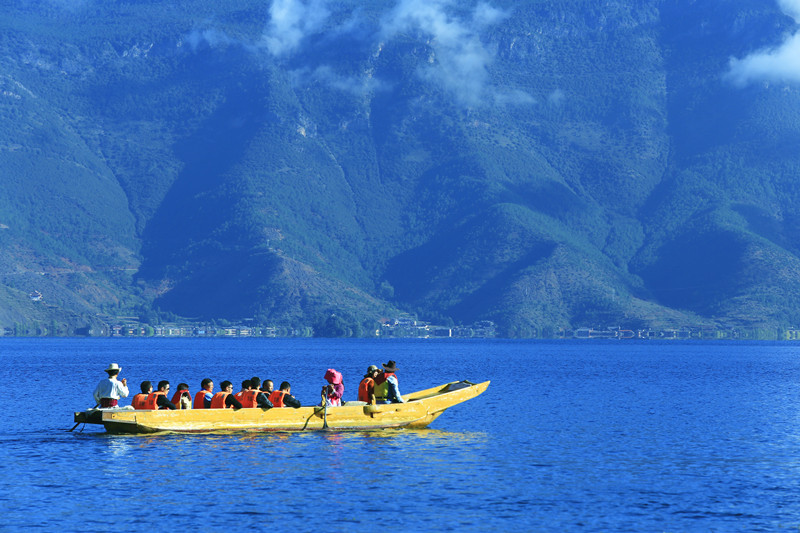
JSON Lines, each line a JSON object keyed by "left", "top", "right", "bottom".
{"left": 262, "top": 0, "right": 331, "bottom": 57}
{"left": 727, "top": 33, "right": 800, "bottom": 86}
{"left": 381, "top": 0, "right": 511, "bottom": 106}
{"left": 778, "top": 0, "right": 800, "bottom": 22}
{"left": 472, "top": 2, "right": 508, "bottom": 27}
{"left": 182, "top": 0, "right": 525, "bottom": 107}
{"left": 727, "top": 1, "right": 800, "bottom": 86}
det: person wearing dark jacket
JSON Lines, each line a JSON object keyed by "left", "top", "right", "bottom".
{"left": 153, "top": 380, "right": 178, "bottom": 410}
{"left": 269, "top": 381, "right": 302, "bottom": 408}
{"left": 249, "top": 377, "right": 274, "bottom": 409}
{"left": 210, "top": 381, "right": 243, "bottom": 409}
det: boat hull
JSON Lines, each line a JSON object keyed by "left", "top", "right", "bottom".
{"left": 73, "top": 380, "right": 489, "bottom": 434}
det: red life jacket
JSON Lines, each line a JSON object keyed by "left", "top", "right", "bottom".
{"left": 143, "top": 390, "right": 165, "bottom": 410}
{"left": 239, "top": 390, "right": 259, "bottom": 408}
{"left": 132, "top": 393, "right": 149, "bottom": 410}
{"left": 269, "top": 390, "right": 287, "bottom": 407}
{"left": 358, "top": 377, "right": 374, "bottom": 403}
{"left": 194, "top": 390, "right": 211, "bottom": 409}
{"left": 171, "top": 389, "right": 190, "bottom": 408}
{"left": 210, "top": 391, "right": 231, "bottom": 409}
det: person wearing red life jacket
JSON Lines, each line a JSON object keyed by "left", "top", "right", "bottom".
{"left": 210, "top": 381, "right": 243, "bottom": 409}
{"left": 374, "top": 360, "right": 405, "bottom": 404}
{"left": 321, "top": 368, "right": 344, "bottom": 407}
{"left": 234, "top": 380, "right": 251, "bottom": 404}
{"left": 171, "top": 383, "right": 191, "bottom": 409}
{"left": 131, "top": 381, "right": 152, "bottom": 410}
{"left": 269, "top": 381, "right": 302, "bottom": 408}
{"left": 246, "top": 377, "right": 273, "bottom": 408}
{"left": 144, "top": 380, "right": 177, "bottom": 410}
{"left": 358, "top": 365, "right": 380, "bottom": 403}
{"left": 193, "top": 378, "right": 214, "bottom": 409}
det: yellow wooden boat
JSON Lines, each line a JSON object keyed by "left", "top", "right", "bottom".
{"left": 73, "top": 380, "right": 490, "bottom": 434}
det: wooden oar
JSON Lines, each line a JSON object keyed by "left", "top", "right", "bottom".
{"left": 68, "top": 404, "right": 98, "bottom": 432}
{"left": 322, "top": 396, "right": 329, "bottom": 430}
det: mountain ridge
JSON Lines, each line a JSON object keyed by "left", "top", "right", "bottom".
{"left": 2, "top": 0, "right": 800, "bottom": 336}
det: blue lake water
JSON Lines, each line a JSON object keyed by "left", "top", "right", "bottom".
{"left": 2, "top": 338, "right": 800, "bottom": 531}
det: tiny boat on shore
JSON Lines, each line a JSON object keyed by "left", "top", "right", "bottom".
{"left": 73, "top": 380, "right": 490, "bottom": 434}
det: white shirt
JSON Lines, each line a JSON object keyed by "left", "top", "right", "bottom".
{"left": 93, "top": 377, "right": 130, "bottom": 403}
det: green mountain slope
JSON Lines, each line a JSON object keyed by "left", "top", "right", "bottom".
{"left": 2, "top": 0, "right": 800, "bottom": 335}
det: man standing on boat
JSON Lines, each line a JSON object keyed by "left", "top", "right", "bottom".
{"left": 374, "top": 361, "right": 404, "bottom": 404}
{"left": 93, "top": 363, "right": 129, "bottom": 408}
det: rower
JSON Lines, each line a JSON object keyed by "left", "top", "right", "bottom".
{"left": 92, "top": 363, "right": 129, "bottom": 408}
{"left": 321, "top": 368, "right": 344, "bottom": 407}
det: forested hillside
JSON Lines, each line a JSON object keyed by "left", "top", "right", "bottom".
{"left": 2, "top": 0, "right": 800, "bottom": 336}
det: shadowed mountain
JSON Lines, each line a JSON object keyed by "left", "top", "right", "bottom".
{"left": 2, "top": 0, "right": 800, "bottom": 335}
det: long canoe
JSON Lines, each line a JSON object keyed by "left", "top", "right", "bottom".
{"left": 73, "top": 380, "right": 489, "bottom": 434}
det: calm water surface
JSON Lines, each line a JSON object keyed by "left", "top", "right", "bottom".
{"left": 2, "top": 338, "right": 800, "bottom": 531}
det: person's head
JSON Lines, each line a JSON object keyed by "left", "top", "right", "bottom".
{"left": 176, "top": 383, "right": 189, "bottom": 392}
{"left": 382, "top": 360, "right": 398, "bottom": 374}
{"left": 324, "top": 369, "right": 342, "bottom": 385}
{"left": 250, "top": 377, "right": 261, "bottom": 390}
{"left": 262, "top": 380, "right": 274, "bottom": 393}
{"left": 241, "top": 379, "right": 252, "bottom": 391}
{"left": 105, "top": 363, "right": 121, "bottom": 377}
{"left": 365, "top": 365, "right": 380, "bottom": 378}
{"left": 157, "top": 380, "right": 170, "bottom": 392}
{"left": 201, "top": 378, "right": 213, "bottom": 391}
{"left": 140, "top": 380, "right": 152, "bottom": 394}
{"left": 280, "top": 381, "right": 291, "bottom": 392}
{"left": 220, "top": 380, "right": 233, "bottom": 392}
